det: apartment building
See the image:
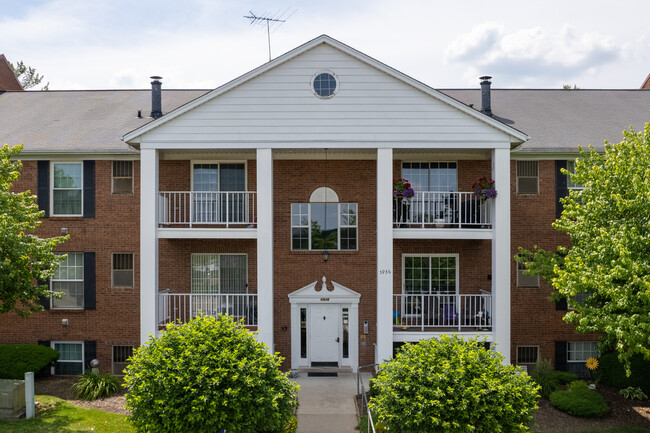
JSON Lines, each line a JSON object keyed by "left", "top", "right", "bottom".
{"left": 1, "top": 35, "right": 647, "bottom": 375}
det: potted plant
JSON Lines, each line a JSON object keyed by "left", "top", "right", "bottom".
{"left": 393, "top": 178, "right": 414, "bottom": 226}
{"left": 472, "top": 177, "right": 497, "bottom": 200}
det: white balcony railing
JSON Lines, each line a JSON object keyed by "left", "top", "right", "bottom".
{"left": 393, "top": 192, "right": 492, "bottom": 228}
{"left": 158, "top": 292, "right": 258, "bottom": 327}
{"left": 159, "top": 191, "right": 256, "bottom": 228}
{"left": 393, "top": 293, "right": 492, "bottom": 331}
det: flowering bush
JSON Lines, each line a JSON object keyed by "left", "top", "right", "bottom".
{"left": 473, "top": 177, "right": 497, "bottom": 200}
{"left": 393, "top": 178, "right": 414, "bottom": 199}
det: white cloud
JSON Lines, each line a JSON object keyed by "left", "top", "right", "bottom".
{"left": 446, "top": 23, "right": 621, "bottom": 87}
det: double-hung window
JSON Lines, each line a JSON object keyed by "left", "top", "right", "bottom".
{"left": 112, "top": 161, "right": 133, "bottom": 194}
{"left": 52, "top": 341, "right": 84, "bottom": 374}
{"left": 566, "top": 160, "right": 585, "bottom": 190}
{"left": 192, "top": 163, "right": 246, "bottom": 223}
{"left": 51, "top": 253, "right": 84, "bottom": 309}
{"left": 291, "top": 203, "right": 358, "bottom": 250}
{"left": 567, "top": 341, "right": 599, "bottom": 375}
{"left": 52, "top": 162, "right": 82, "bottom": 216}
{"left": 402, "top": 255, "right": 458, "bottom": 321}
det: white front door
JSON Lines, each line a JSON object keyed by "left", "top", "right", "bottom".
{"left": 310, "top": 304, "right": 340, "bottom": 364}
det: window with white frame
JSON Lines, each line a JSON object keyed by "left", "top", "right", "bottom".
{"left": 566, "top": 160, "right": 584, "bottom": 190}
{"left": 516, "top": 345, "right": 539, "bottom": 365}
{"left": 52, "top": 341, "right": 84, "bottom": 374}
{"left": 516, "top": 260, "right": 539, "bottom": 288}
{"left": 112, "top": 253, "right": 133, "bottom": 287}
{"left": 192, "top": 163, "right": 246, "bottom": 223}
{"left": 112, "top": 161, "right": 133, "bottom": 194}
{"left": 191, "top": 254, "right": 247, "bottom": 294}
{"left": 291, "top": 203, "right": 358, "bottom": 250}
{"left": 402, "top": 162, "right": 458, "bottom": 192}
{"left": 112, "top": 345, "right": 134, "bottom": 375}
{"left": 52, "top": 162, "right": 83, "bottom": 216}
{"left": 517, "top": 161, "right": 539, "bottom": 194}
{"left": 403, "top": 255, "right": 458, "bottom": 294}
{"left": 51, "top": 253, "right": 84, "bottom": 309}
{"left": 567, "top": 341, "right": 599, "bottom": 363}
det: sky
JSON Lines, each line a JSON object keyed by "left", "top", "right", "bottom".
{"left": 1, "top": 0, "right": 648, "bottom": 90}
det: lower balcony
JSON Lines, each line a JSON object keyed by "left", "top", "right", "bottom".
{"left": 157, "top": 292, "right": 258, "bottom": 328}
{"left": 393, "top": 292, "right": 492, "bottom": 333}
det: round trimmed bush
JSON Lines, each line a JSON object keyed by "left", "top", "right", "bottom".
{"left": 369, "top": 335, "right": 540, "bottom": 433}
{"left": 0, "top": 344, "right": 59, "bottom": 379}
{"left": 549, "top": 387, "right": 609, "bottom": 417}
{"left": 124, "top": 315, "right": 299, "bottom": 433}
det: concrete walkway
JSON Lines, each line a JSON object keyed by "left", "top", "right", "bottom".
{"left": 293, "top": 371, "right": 372, "bottom": 433}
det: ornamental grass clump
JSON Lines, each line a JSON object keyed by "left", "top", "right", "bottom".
{"left": 124, "top": 315, "right": 298, "bottom": 433}
{"left": 72, "top": 371, "right": 120, "bottom": 401}
{"left": 369, "top": 335, "right": 540, "bottom": 433}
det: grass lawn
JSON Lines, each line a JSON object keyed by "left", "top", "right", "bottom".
{"left": 0, "top": 395, "right": 135, "bottom": 433}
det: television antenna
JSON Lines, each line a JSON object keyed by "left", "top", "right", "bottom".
{"left": 244, "top": 8, "right": 296, "bottom": 61}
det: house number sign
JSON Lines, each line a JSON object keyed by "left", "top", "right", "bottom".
{"left": 320, "top": 298, "right": 330, "bottom": 301}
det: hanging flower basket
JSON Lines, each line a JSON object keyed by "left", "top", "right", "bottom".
{"left": 472, "top": 177, "right": 497, "bottom": 201}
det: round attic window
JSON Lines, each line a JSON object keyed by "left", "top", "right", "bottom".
{"left": 312, "top": 72, "right": 338, "bottom": 98}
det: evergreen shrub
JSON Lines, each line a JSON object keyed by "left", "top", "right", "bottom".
{"left": 0, "top": 344, "right": 59, "bottom": 379}
{"left": 551, "top": 371, "right": 578, "bottom": 385}
{"left": 124, "top": 315, "right": 298, "bottom": 433}
{"left": 549, "top": 387, "right": 609, "bottom": 417}
{"left": 598, "top": 352, "right": 650, "bottom": 394}
{"left": 369, "top": 335, "right": 540, "bottom": 433}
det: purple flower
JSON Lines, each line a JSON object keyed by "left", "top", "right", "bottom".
{"left": 402, "top": 187, "right": 414, "bottom": 199}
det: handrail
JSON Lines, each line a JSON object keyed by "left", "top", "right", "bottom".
{"left": 159, "top": 191, "right": 256, "bottom": 228}
{"left": 393, "top": 191, "right": 492, "bottom": 228}
{"left": 356, "top": 363, "right": 378, "bottom": 433}
{"left": 393, "top": 293, "right": 492, "bottom": 330}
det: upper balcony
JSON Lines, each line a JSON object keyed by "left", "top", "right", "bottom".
{"left": 393, "top": 192, "right": 493, "bottom": 240}
{"left": 157, "top": 191, "right": 257, "bottom": 239}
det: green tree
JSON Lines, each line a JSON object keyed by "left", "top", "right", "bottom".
{"left": 517, "top": 124, "right": 650, "bottom": 375}
{"left": 10, "top": 60, "right": 49, "bottom": 90}
{"left": 369, "top": 336, "right": 539, "bottom": 433}
{"left": 0, "top": 144, "right": 67, "bottom": 316}
{"left": 124, "top": 315, "right": 299, "bottom": 433}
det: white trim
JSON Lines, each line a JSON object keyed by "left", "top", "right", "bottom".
{"left": 140, "top": 148, "right": 159, "bottom": 344}
{"left": 393, "top": 228, "right": 492, "bottom": 240}
{"left": 492, "top": 147, "right": 511, "bottom": 365}
{"left": 516, "top": 160, "right": 539, "bottom": 195}
{"left": 50, "top": 252, "right": 84, "bottom": 310}
{"left": 190, "top": 160, "right": 248, "bottom": 192}
{"left": 309, "top": 187, "right": 339, "bottom": 203}
{"left": 123, "top": 35, "right": 527, "bottom": 145}
{"left": 290, "top": 202, "right": 358, "bottom": 252}
{"left": 256, "top": 149, "right": 274, "bottom": 352}
{"left": 51, "top": 341, "right": 85, "bottom": 375}
{"left": 138, "top": 140, "right": 516, "bottom": 150}
{"left": 401, "top": 254, "right": 460, "bottom": 295}
{"left": 310, "top": 70, "right": 339, "bottom": 99}
{"left": 111, "top": 160, "right": 134, "bottom": 195}
{"left": 376, "top": 148, "right": 393, "bottom": 364}
{"left": 288, "top": 277, "right": 360, "bottom": 371}
{"left": 158, "top": 228, "right": 257, "bottom": 239}
{"left": 50, "top": 161, "right": 83, "bottom": 217}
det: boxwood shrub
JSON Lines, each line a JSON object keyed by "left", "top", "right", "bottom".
{"left": 551, "top": 370, "right": 578, "bottom": 385}
{"left": 369, "top": 335, "right": 540, "bottom": 433}
{"left": 124, "top": 315, "right": 298, "bottom": 433}
{"left": 0, "top": 344, "right": 59, "bottom": 379}
{"left": 598, "top": 352, "right": 650, "bottom": 394}
{"left": 549, "top": 387, "right": 609, "bottom": 417}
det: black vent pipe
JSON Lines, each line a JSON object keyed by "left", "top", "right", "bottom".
{"left": 150, "top": 76, "right": 162, "bottom": 119}
{"left": 479, "top": 76, "right": 492, "bottom": 117}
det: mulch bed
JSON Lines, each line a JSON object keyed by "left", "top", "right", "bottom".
{"left": 356, "top": 386, "right": 650, "bottom": 432}
{"left": 35, "top": 376, "right": 129, "bottom": 416}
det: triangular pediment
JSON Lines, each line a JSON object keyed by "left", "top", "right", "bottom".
{"left": 288, "top": 276, "right": 360, "bottom": 304}
{"left": 124, "top": 35, "right": 527, "bottom": 147}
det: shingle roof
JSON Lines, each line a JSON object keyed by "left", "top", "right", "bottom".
{"left": 0, "top": 89, "right": 207, "bottom": 154}
{"left": 442, "top": 89, "right": 650, "bottom": 154}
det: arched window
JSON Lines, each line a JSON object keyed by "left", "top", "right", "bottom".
{"left": 291, "top": 187, "right": 357, "bottom": 251}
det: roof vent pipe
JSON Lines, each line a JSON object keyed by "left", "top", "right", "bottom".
{"left": 150, "top": 76, "right": 163, "bottom": 119}
{"left": 479, "top": 76, "right": 492, "bottom": 117}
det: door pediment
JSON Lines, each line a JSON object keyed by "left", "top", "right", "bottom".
{"left": 288, "top": 276, "right": 360, "bottom": 304}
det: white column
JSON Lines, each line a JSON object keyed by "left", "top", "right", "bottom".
{"left": 376, "top": 148, "right": 394, "bottom": 363}
{"left": 256, "top": 148, "right": 274, "bottom": 352}
{"left": 492, "top": 147, "right": 511, "bottom": 364}
{"left": 140, "top": 148, "right": 159, "bottom": 345}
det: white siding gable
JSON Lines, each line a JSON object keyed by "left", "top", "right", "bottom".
{"left": 141, "top": 43, "right": 510, "bottom": 148}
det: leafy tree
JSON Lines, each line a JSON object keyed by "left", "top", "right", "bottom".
{"left": 10, "top": 60, "right": 49, "bottom": 90}
{"left": 0, "top": 144, "right": 67, "bottom": 316}
{"left": 517, "top": 124, "right": 650, "bottom": 375}
{"left": 124, "top": 315, "right": 299, "bottom": 433}
{"left": 369, "top": 335, "right": 539, "bottom": 432}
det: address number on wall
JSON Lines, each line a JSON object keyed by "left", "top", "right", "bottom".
{"left": 378, "top": 269, "right": 392, "bottom": 275}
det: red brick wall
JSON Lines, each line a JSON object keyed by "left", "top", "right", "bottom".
{"left": 0, "top": 159, "right": 141, "bottom": 372}
{"left": 510, "top": 160, "right": 598, "bottom": 366}
{"left": 273, "top": 159, "right": 378, "bottom": 368}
